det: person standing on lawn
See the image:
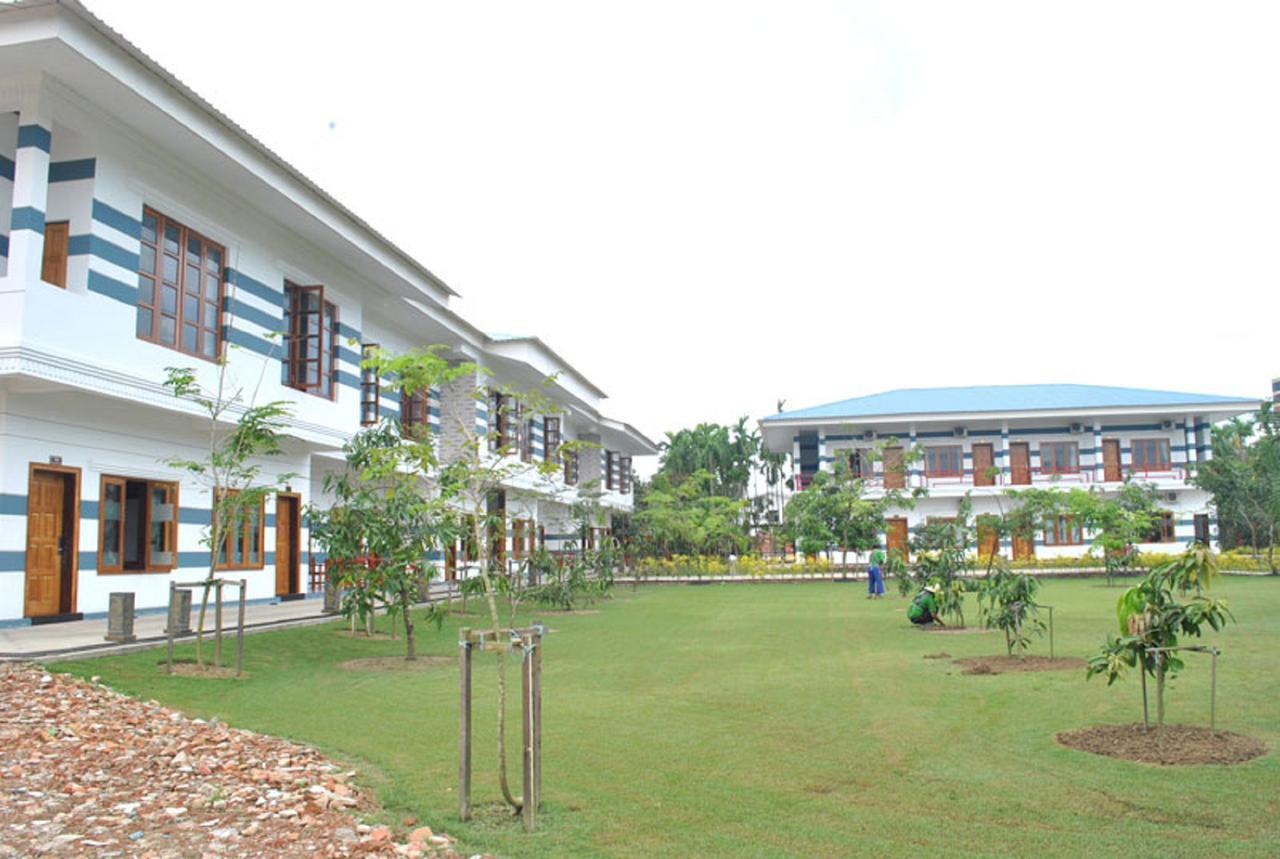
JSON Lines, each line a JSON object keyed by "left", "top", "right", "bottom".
{"left": 867, "top": 548, "right": 886, "bottom": 599}
{"left": 907, "top": 585, "right": 944, "bottom": 626}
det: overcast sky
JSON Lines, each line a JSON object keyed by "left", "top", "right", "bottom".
{"left": 92, "top": 0, "right": 1280, "bottom": 460}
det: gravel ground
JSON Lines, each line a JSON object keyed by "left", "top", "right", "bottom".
{"left": 0, "top": 662, "right": 478, "bottom": 858}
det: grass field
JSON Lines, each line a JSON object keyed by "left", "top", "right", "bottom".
{"left": 55, "top": 578, "right": 1280, "bottom": 858}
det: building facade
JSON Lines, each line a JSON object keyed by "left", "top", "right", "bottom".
{"left": 0, "top": 1, "right": 654, "bottom": 623}
{"left": 760, "top": 384, "right": 1259, "bottom": 562}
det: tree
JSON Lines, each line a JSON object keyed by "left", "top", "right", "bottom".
{"left": 975, "top": 564, "right": 1045, "bottom": 656}
{"left": 657, "top": 419, "right": 759, "bottom": 499}
{"left": 634, "top": 471, "right": 749, "bottom": 557}
{"left": 1194, "top": 404, "right": 1280, "bottom": 573}
{"left": 1067, "top": 481, "right": 1160, "bottom": 584}
{"left": 899, "top": 496, "right": 972, "bottom": 625}
{"left": 163, "top": 358, "right": 294, "bottom": 669}
{"left": 1086, "top": 543, "right": 1233, "bottom": 738}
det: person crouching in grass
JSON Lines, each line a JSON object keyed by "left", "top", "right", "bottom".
{"left": 907, "top": 585, "right": 944, "bottom": 627}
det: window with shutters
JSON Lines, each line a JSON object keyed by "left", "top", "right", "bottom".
{"left": 619, "top": 455, "right": 632, "bottom": 494}
{"left": 98, "top": 476, "right": 178, "bottom": 573}
{"left": 360, "top": 344, "right": 380, "bottom": 426}
{"left": 544, "top": 417, "right": 561, "bottom": 464}
{"left": 41, "top": 221, "right": 69, "bottom": 287}
{"left": 136, "top": 208, "right": 223, "bottom": 360}
{"left": 284, "top": 283, "right": 337, "bottom": 398}
{"left": 401, "top": 388, "right": 429, "bottom": 439}
{"left": 605, "top": 451, "right": 617, "bottom": 490}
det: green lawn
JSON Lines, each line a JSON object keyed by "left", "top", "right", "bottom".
{"left": 55, "top": 578, "right": 1280, "bottom": 858}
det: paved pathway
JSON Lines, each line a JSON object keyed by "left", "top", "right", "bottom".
{"left": 1, "top": 583, "right": 458, "bottom": 661}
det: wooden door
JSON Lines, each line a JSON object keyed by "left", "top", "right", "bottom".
{"left": 42, "top": 221, "right": 69, "bottom": 287}
{"left": 882, "top": 447, "right": 905, "bottom": 489}
{"left": 445, "top": 543, "right": 458, "bottom": 581}
{"left": 886, "top": 518, "right": 909, "bottom": 563}
{"left": 275, "top": 494, "right": 300, "bottom": 596}
{"left": 972, "top": 444, "right": 994, "bottom": 486}
{"left": 1009, "top": 442, "right": 1031, "bottom": 485}
{"left": 977, "top": 523, "right": 999, "bottom": 560}
{"left": 1012, "top": 533, "right": 1035, "bottom": 561}
{"left": 1102, "top": 439, "right": 1121, "bottom": 482}
{"left": 25, "top": 468, "right": 76, "bottom": 617}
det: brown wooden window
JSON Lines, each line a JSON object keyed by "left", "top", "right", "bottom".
{"left": 924, "top": 446, "right": 963, "bottom": 478}
{"left": 98, "top": 476, "right": 178, "bottom": 573}
{"left": 360, "top": 343, "right": 380, "bottom": 426}
{"left": 882, "top": 447, "right": 906, "bottom": 489}
{"left": 521, "top": 418, "right": 535, "bottom": 463}
{"left": 284, "top": 283, "right": 337, "bottom": 398}
{"left": 41, "top": 220, "right": 69, "bottom": 287}
{"left": 605, "top": 451, "right": 617, "bottom": 490}
{"left": 544, "top": 417, "right": 561, "bottom": 464}
{"left": 1131, "top": 438, "right": 1171, "bottom": 473}
{"left": 846, "top": 449, "right": 874, "bottom": 479}
{"left": 1043, "top": 515, "right": 1083, "bottom": 546}
{"left": 137, "top": 208, "right": 223, "bottom": 360}
{"left": 401, "top": 388, "right": 429, "bottom": 439}
{"left": 462, "top": 514, "right": 478, "bottom": 562}
{"left": 619, "top": 455, "right": 632, "bottom": 494}
{"left": 1194, "top": 514, "right": 1211, "bottom": 544}
{"left": 564, "top": 449, "right": 579, "bottom": 486}
{"left": 1040, "top": 442, "right": 1080, "bottom": 475}
{"left": 489, "top": 391, "right": 520, "bottom": 452}
{"left": 512, "top": 518, "right": 536, "bottom": 560}
{"left": 1144, "top": 511, "right": 1176, "bottom": 544}
{"left": 216, "top": 490, "right": 265, "bottom": 570}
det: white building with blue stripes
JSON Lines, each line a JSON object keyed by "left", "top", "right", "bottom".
{"left": 0, "top": 0, "right": 654, "bottom": 624}
{"left": 760, "top": 384, "right": 1259, "bottom": 561}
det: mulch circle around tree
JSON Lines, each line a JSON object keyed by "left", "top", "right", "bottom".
{"left": 917, "top": 626, "right": 991, "bottom": 635}
{"left": 338, "top": 656, "right": 453, "bottom": 672}
{"left": 155, "top": 659, "right": 243, "bottom": 679}
{"left": 334, "top": 630, "right": 395, "bottom": 640}
{"left": 922, "top": 652, "right": 952, "bottom": 660}
{"left": 1056, "top": 723, "right": 1268, "bottom": 766}
{"left": 953, "top": 655, "right": 1085, "bottom": 675}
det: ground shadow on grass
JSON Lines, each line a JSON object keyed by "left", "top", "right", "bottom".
{"left": 1057, "top": 723, "right": 1268, "bottom": 765}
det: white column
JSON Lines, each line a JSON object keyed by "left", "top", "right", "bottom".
{"left": 999, "top": 422, "right": 1010, "bottom": 484}
{"left": 1093, "top": 420, "right": 1104, "bottom": 482}
{"left": 1182, "top": 414, "right": 1196, "bottom": 476}
{"left": 908, "top": 424, "right": 919, "bottom": 488}
{"left": 8, "top": 107, "right": 51, "bottom": 287}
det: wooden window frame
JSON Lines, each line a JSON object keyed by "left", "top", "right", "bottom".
{"left": 215, "top": 490, "right": 266, "bottom": 571}
{"left": 284, "top": 282, "right": 338, "bottom": 399}
{"left": 360, "top": 343, "right": 380, "bottom": 426}
{"left": 605, "top": 451, "right": 617, "bottom": 491}
{"left": 462, "top": 514, "right": 478, "bottom": 562}
{"left": 1131, "top": 438, "right": 1172, "bottom": 473}
{"left": 847, "top": 449, "right": 874, "bottom": 479}
{"left": 1040, "top": 441, "right": 1081, "bottom": 475}
{"left": 136, "top": 208, "right": 225, "bottom": 361}
{"left": 521, "top": 417, "right": 536, "bottom": 463}
{"left": 401, "top": 388, "right": 430, "bottom": 439}
{"left": 544, "top": 417, "right": 561, "bottom": 464}
{"left": 564, "top": 449, "right": 579, "bottom": 486}
{"left": 1043, "top": 514, "right": 1083, "bottom": 546}
{"left": 619, "top": 455, "right": 632, "bottom": 494}
{"left": 1193, "top": 514, "right": 1211, "bottom": 544}
{"left": 1145, "top": 511, "right": 1176, "bottom": 544}
{"left": 97, "top": 475, "right": 179, "bottom": 574}
{"left": 924, "top": 445, "right": 964, "bottom": 478}
{"left": 41, "top": 220, "right": 69, "bottom": 288}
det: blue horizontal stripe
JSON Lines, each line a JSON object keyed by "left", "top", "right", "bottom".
{"left": 0, "top": 551, "right": 24, "bottom": 572}
{"left": 0, "top": 234, "right": 8, "bottom": 258}
{"left": 225, "top": 267, "right": 283, "bottom": 307}
{"left": 0, "top": 494, "right": 27, "bottom": 515}
{"left": 0, "top": 154, "right": 12, "bottom": 181}
{"left": 81, "top": 500, "right": 99, "bottom": 519}
{"left": 335, "top": 345, "right": 361, "bottom": 366}
{"left": 336, "top": 369, "right": 361, "bottom": 389}
{"left": 87, "top": 269, "right": 138, "bottom": 304}
{"left": 225, "top": 327, "right": 276, "bottom": 358}
{"left": 223, "top": 296, "right": 283, "bottom": 332}
{"left": 11, "top": 206, "right": 44, "bottom": 232}
{"left": 68, "top": 233, "right": 139, "bottom": 271}
{"left": 379, "top": 404, "right": 401, "bottom": 419}
{"left": 92, "top": 199, "right": 142, "bottom": 240}
{"left": 336, "top": 322, "right": 361, "bottom": 341}
{"left": 49, "top": 158, "right": 96, "bottom": 182}
{"left": 17, "top": 124, "right": 51, "bottom": 153}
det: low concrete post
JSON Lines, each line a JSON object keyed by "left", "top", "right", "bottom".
{"left": 105, "top": 592, "right": 136, "bottom": 643}
{"left": 165, "top": 588, "right": 192, "bottom": 635}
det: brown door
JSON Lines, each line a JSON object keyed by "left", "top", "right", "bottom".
{"left": 42, "top": 221, "right": 69, "bottom": 287}
{"left": 972, "top": 444, "right": 994, "bottom": 487}
{"left": 882, "top": 447, "right": 905, "bottom": 489}
{"left": 25, "top": 467, "right": 77, "bottom": 617}
{"left": 445, "top": 544, "right": 458, "bottom": 581}
{"left": 1102, "top": 439, "right": 1121, "bottom": 482}
{"left": 275, "top": 494, "right": 300, "bottom": 596}
{"left": 886, "top": 517, "right": 909, "bottom": 563}
{"left": 977, "top": 523, "right": 999, "bottom": 560}
{"left": 1012, "top": 533, "right": 1035, "bottom": 561}
{"left": 1009, "top": 442, "right": 1031, "bottom": 485}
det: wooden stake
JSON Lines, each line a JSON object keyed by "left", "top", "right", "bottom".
{"left": 214, "top": 580, "right": 224, "bottom": 668}
{"left": 1210, "top": 649, "right": 1217, "bottom": 730}
{"left": 458, "top": 628, "right": 472, "bottom": 821}
{"left": 236, "top": 579, "right": 247, "bottom": 677}
{"left": 532, "top": 621, "right": 542, "bottom": 812}
{"left": 166, "top": 581, "right": 176, "bottom": 675}
{"left": 521, "top": 635, "right": 535, "bottom": 833}
{"left": 1047, "top": 605, "right": 1055, "bottom": 661}
{"left": 1140, "top": 661, "right": 1149, "bottom": 730}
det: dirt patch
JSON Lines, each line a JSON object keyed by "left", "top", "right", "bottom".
{"left": 922, "top": 652, "right": 951, "bottom": 660}
{"left": 954, "top": 655, "right": 1085, "bottom": 676}
{"left": 165, "top": 662, "right": 242, "bottom": 679}
{"left": 917, "top": 626, "right": 991, "bottom": 634}
{"left": 1056, "top": 723, "right": 1268, "bottom": 766}
{"left": 338, "top": 656, "right": 453, "bottom": 672}
{"left": 334, "top": 630, "right": 395, "bottom": 640}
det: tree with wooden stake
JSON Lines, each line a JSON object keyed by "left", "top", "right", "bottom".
{"left": 1066, "top": 481, "right": 1160, "bottom": 586}
{"left": 975, "top": 562, "right": 1045, "bottom": 657}
{"left": 163, "top": 355, "right": 293, "bottom": 671}
{"left": 1086, "top": 542, "right": 1234, "bottom": 740}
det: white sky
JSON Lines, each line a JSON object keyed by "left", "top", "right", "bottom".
{"left": 90, "top": 1, "right": 1280, "bottom": 464}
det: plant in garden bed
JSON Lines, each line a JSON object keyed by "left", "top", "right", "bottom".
{"left": 1066, "top": 481, "right": 1161, "bottom": 585}
{"left": 975, "top": 562, "right": 1045, "bottom": 656}
{"left": 1086, "top": 542, "right": 1234, "bottom": 739}
{"left": 896, "top": 496, "right": 972, "bottom": 625}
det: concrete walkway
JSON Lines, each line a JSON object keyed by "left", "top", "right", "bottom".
{"left": 1, "top": 583, "right": 459, "bottom": 662}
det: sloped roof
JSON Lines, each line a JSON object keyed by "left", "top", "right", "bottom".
{"left": 763, "top": 384, "right": 1258, "bottom": 422}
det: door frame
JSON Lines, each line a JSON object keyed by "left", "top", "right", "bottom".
{"left": 885, "top": 516, "right": 909, "bottom": 563}
{"left": 1102, "top": 438, "right": 1122, "bottom": 482}
{"left": 1009, "top": 442, "right": 1031, "bottom": 485}
{"left": 275, "top": 492, "right": 301, "bottom": 597}
{"left": 972, "top": 443, "right": 995, "bottom": 487}
{"left": 24, "top": 462, "right": 81, "bottom": 618}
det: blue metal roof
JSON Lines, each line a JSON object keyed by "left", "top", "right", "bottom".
{"left": 762, "top": 384, "right": 1257, "bottom": 422}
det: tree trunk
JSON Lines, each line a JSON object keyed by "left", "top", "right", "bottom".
{"left": 1155, "top": 654, "right": 1166, "bottom": 744}
{"left": 1140, "top": 663, "right": 1149, "bottom": 729}
{"left": 402, "top": 587, "right": 416, "bottom": 660}
{"left": 194, "top": 578, "right": 213, "bottom": 667}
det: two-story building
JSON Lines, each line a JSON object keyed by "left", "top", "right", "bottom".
{"left": 760, "top": 384, "right": 1259, "bottom": 561}
{"left": 0, "top": 0, "right": 654, "bottom": 623}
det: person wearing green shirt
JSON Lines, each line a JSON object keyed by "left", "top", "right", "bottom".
{"left": 907, "top": 585, "right": 944, "bottom": 626}
{"left": 867, "top": 548, "right": 886, "bottom": 599}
